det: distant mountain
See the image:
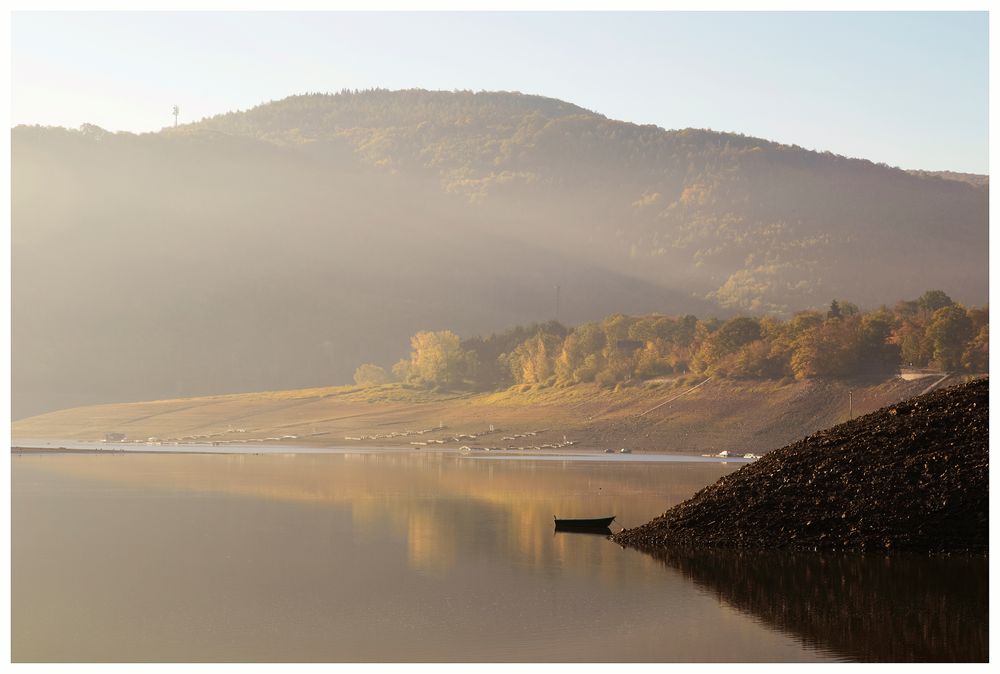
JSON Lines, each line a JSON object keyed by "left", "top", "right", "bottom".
{"left": 12, "top": 89, "right": 987, "bottom": 417}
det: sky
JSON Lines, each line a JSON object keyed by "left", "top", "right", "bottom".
{"left": 10, "top": 11, "right": 989, "bottom": 173}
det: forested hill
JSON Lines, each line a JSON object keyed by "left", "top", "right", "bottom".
{"left": 12, "top": 89, "right": 988, "bottom": 417}
{"left": 185, "top": 89, "right": 987, "bottom": 313}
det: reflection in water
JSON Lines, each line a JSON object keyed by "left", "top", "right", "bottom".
{"left": 12, "top": 451, "right": 987, "bottom": 662}
{"left": 649, "top": 548, "right": 988, "bottom": 662}
{"left": 14, "top": 451, "right": 715, "bottom": 580}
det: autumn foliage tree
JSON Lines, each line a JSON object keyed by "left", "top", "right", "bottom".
{"left": 353, "top": 363, "right": 391, "bottom": 386}
{"left": 356, "top": 290, "right": 984, "bottom": 392}
{"left": 401, "top": 330, "right": 478, "bottom": 388}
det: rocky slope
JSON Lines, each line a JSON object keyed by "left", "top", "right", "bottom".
{"left": 613, "top": 378, "right": 988, "bottom": 553}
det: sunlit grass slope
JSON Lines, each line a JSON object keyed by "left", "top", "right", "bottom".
{"left": 12, "top": 375, "right": 959, "bottom": 455}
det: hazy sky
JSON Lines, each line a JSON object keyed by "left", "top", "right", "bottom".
{"left": 11, "top": 11, "right": 988, "bottom": 172}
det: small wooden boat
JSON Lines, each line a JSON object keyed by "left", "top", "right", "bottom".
{"left": 553, "top": 515, "right": 615, "bottom": 531}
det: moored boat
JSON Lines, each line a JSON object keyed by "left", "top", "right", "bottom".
{"left": 553, "top": 515, "right": 615, "bottom": 531}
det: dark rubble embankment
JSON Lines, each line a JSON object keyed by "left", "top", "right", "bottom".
{"left": 613, "top": 377, "right": 988, "bottom": 554}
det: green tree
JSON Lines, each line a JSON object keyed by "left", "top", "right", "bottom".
{"left": 918, "top": 290, "right": 954, "bottom": 314}
{"left": 894, "top": 319, "right": 933, "bottom": 367}
{"left": 926, "top": 305, "right": 973, "bottom": 370}
{"left": 857, "top": 311, "right": 901, "bottom": 372}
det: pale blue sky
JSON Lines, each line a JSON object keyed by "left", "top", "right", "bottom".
{"left": 11, "top": 11, "right": 989, "bottom": 172}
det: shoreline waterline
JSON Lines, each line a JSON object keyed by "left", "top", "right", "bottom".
{"left": 11, "top": 440, "right": 754, "bottom": 463}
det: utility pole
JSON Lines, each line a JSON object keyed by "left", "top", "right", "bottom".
{"left": 172, "top": 105, "right": 180, "bottom": 128}
{"left": 554, "top": 284, "right": 560, "bottom": 321}
{"left": 848, "top": 390, "right": 853, "bottom": 420}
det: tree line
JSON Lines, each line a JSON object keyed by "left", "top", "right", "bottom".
{"left": 354, "top": 290, "right": 987, "bottom": 390}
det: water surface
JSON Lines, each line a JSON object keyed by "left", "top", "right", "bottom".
{"left": 11, "top": 451, "right": 987, "bottom": 662}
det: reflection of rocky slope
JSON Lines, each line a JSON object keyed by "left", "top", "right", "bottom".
{"left": 650, "top": 548, "right": 987, "bottom": 662}
{"left": 614, "top": 378, "right": 988, "bottom": 553}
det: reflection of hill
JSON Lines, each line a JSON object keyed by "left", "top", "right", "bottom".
{"left": 651, "top": 548, "right": 987, "bottom": 662}
{"left": 18, "top": 452, "right": 728, "bottom": 581}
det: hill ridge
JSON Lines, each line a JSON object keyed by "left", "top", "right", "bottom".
{"left": 12, "top": 89, "right": 987, "bottom": 416}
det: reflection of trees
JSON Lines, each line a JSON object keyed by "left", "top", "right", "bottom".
{"left": 650, "top": 547, "right": 987, "bottom": 662}
{"left": 19, "top": 453, "right": 987, "bottom": 661}
{"left": 21, "top": 453, "right": 724, "bottom": 582}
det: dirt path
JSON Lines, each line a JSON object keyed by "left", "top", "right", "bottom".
{"left": 636, "top": 377, "right": 712, "bottom": 417}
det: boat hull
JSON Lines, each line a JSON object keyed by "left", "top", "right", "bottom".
{"left": 553, "top": 516, "right": 615, "bottom": 531}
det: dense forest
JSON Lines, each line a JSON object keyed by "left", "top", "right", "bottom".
{"left": 13, "top": 89, "right": 988, "bottom": 417}
{"left": 359, "top": 291, "right": 988, "bottom": 391}
{"left": 189, "top": 89, "right": 988, "bottom": 313}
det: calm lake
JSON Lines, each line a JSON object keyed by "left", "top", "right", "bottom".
{"left": 11, "top": 450, "right": 988, "bottom": 662}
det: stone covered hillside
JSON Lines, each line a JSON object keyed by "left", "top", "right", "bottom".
{"left": 614, "top": 378, "right": 988, "bottom": 553}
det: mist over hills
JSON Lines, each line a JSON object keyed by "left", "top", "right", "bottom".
{"left": 188, "top": 89, "right": 987, "bottom": 309}
{"left": 12, "top": 89, "right": 988, "bottom": 418}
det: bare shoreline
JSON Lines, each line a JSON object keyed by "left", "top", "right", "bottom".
{"left": 14, "top": 376, "right": 962, "bottom": 459}
{"left": 10, "top": 443, "right": 752, "bottom": 463}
